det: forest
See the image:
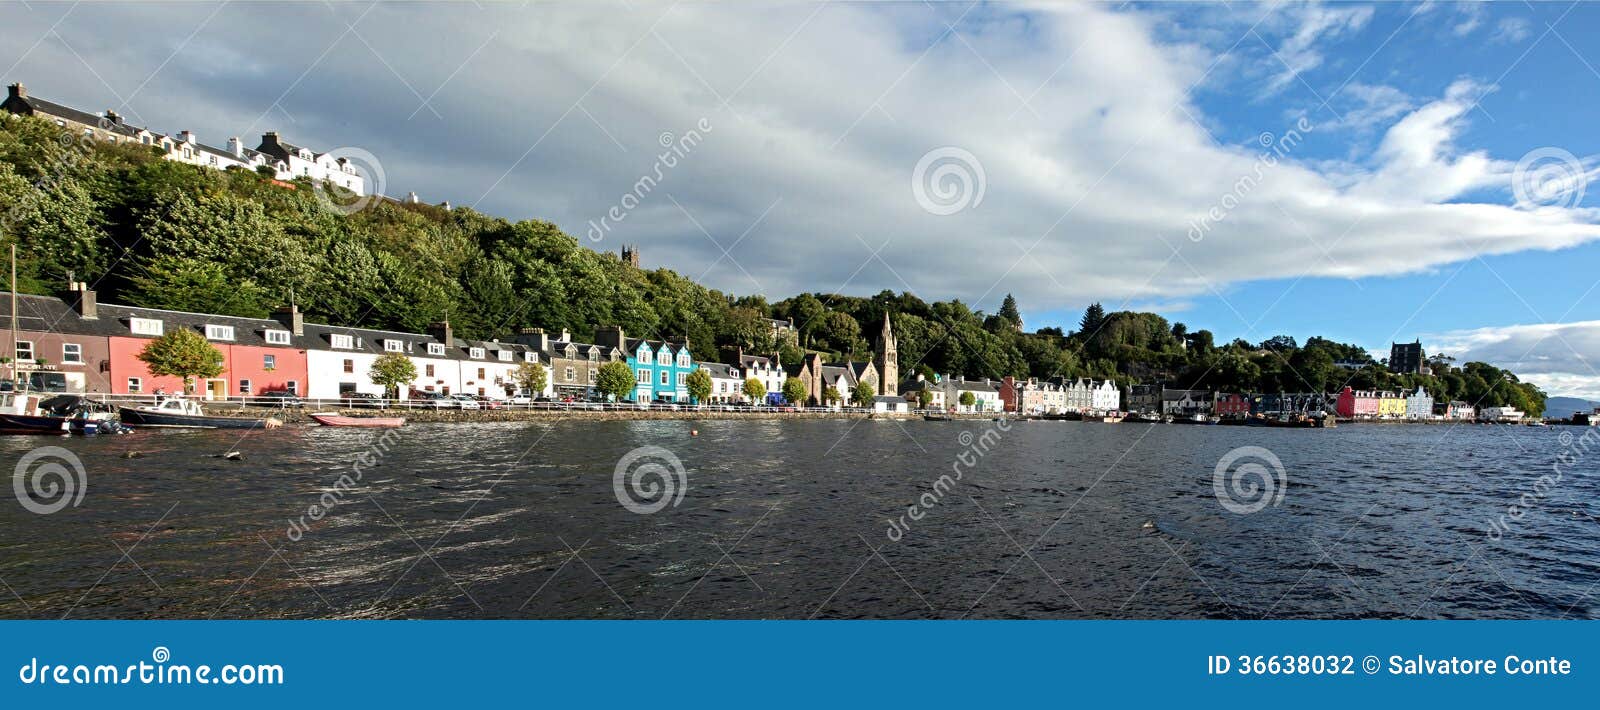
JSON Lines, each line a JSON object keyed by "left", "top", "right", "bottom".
{"left": 0, "top": 114, "right": 1546, "bottom": 414}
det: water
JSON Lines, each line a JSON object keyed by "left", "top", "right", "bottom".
{"left": 0, "top": 419, "right": 1595, "bottom": 619}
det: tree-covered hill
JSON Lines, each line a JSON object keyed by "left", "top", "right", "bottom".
{"left": 0, "top": 114, "right": 1546, "bottom": 413}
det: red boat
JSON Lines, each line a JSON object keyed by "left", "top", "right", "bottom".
{"left": 310, "top": 412, "right": 405, "bottom": 428}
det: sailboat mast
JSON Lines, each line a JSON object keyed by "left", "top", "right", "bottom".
{"left": 9, "top": 244, "right": 16, "bottom": 392}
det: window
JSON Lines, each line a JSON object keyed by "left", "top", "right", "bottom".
{"left": 204, "top": 325, "right": 235, "bottom": 341}
{"left": 524, "top": 352, "right": 536, "bottom": 363}
{"left": 209, "top": 156, "right": 218, "bottom": 166}
{"left": 588, "top": 369, "right": 597, "bottom": 384}
{"left": 384, "top": 339, "right": 403, "bottom": 352}
{"left": 565, "top": 367, "right": 576, "bottom": 382}
{"left": 286, "top": 381, "right": 298, "bottom": 395}
{"left": 657, "top": 351, "right": 671, "bottom": 366}
{"left": 130, "top": 317, "right": 163, "bottom": 336}
{"left": 588, "top": 351, "right": 598, "bottom": 362}
{"left": 676, "top": 372, "right": 686, "bottom": 387}
{"left": 239, "top": 379, "right": 252, "bottom": 394}
{"left": 498, "top": 350, "right": 512, "bottom": 362}
{"left": 127, "top": 377, "right": 142, "bottom": 393}
{"left": 678, "top": 355, "right": 690, "bottom": 367}
{"left": 331, "top": 334, "right": 354, "bottom": 349}
{"left": 477, "top": 368, "right": 486, "bottom": 379}
{"left": 637, "top": 369, "right": 650, "bottom": 384}
{"left": 425, "top": 364, "right": 435, "bottom": 377}
{"left": 265, "top": 330, "right": 290, "bottom": 345}
{"left": 469, "top": 347, "right": 485, "bottom": 359}
{"left": 15, "top": 341, "right": 32, "bottom": 361}
{"left": 427, "top": 343, "right": 445, "bottom": 356}
{"left": 659, "top": 371, "right": 669, "bottom": 386}
{"left": 343, "top": 359, "right": 354, "bottom": 374}
{"left": 62, "top": 343, "right": 82, "bottom": 364}
{"left": 263, "top": 354, "right": 276, "bottom": 369}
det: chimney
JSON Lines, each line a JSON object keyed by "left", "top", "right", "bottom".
{"left": 427, "top": 321, "right": 453, "bottom": 347}
{"left": 7, "top": 83, "right": 23, "bottom": 99}
{"left": 104, "top": 109, "right": 121, "bottom": 125}
{"left": 404, "top": 191, "right": 420, "bottom": 204}
{"left": 593, "top": 325, "right": 625, "bottom": 350}
{"left": 272, "top": 304, "right": 304, "bottom": 336}
{"left": 512, "top": 327, "right": 549, "bottom": 351}
{"left": 227, "top": 137, "right": 243, "bottom": 157}
{"left": 179, "top": 130, "right": 195, "bottom": 144}
{"left": 66, "top": 282, "right": 96, "bottom": 319}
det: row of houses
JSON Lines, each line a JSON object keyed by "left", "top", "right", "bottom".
{"left": 994, "top": 376, "right": 1121, "bottom": 415}
{"left": 1126, "top": 384, "right": 1513, "bottom": 422}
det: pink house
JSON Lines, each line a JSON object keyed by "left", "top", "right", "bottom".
{"left": 1335, "top": 386, "right": 1380, "bottom": 418}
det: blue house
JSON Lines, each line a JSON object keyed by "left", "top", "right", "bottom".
{"left": 594, "top": 326, "right": 696, "bottom": 402}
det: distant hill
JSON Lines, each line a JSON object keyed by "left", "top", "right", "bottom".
{"left": 1544, "top": 397, "right": 1598, "bottom": 416}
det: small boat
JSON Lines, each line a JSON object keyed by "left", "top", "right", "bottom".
{"left": 119, "top": 396, "right": 279, "bottom": 429}
{"left": 0, "top": 391, "right": 71, "bottom": 434}
{"left": 923, "top": 413, "right": 952, "bottom": 421}
{"left": 40, "top": 395, "right": 129, "bottom": 435}
{"left": 311, "top": 412, "right": 405, "bottom": 428}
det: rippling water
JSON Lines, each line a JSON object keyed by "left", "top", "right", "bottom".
{"left": 0, "top": 419, "right": 1595, "bottom": 619}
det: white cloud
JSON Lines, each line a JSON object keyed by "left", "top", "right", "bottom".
{"left": 1426, "top": 321, "right": 1600, "bottom": 398}
{"left": 1492, "top": 17, "right": 1533, "bottom": 44}
{"left": 1, "top": 2, "right": 1597, "bottom": 322}
{"left": 1259, "top": 2, "right": 1375, "bottom": 96}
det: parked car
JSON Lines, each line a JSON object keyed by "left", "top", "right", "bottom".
{"left": 472, "top": 394, "right": 504, "bottom": 409}
{"left": 255, "top": 390, "right": 304, "bottom": 408}
{"left": 449, "top": 394, "right": 481, "bottom": 410}
{"left": 340, "top": 392, "right": 384, "bottom": 409}
{"left": 507, "top": 394, "right": 533, "bottom": 406}
{"left": 407, "top": 391, "right": 451, "bottom": 409}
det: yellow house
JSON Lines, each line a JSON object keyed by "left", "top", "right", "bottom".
{"left": 1377, "top": 391, "right": 1406, "bottom": 418}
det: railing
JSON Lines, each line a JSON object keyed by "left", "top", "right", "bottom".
{"left": 74, "top": 393, "right": 885, "bottom": 415}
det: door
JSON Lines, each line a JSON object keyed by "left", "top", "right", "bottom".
{"left": 205, "top": 379, "right": 227, "bottom": 400}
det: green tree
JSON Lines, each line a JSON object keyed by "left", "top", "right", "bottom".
{"left": 686, "top": 368, "right": 713, "bottom": 403}
{"left": 782, "top": 376, "right": 807, "bottom": 405}
{"left": 998, "top": 293, "right": 1022, "bottom": 330}
{"left": 959, "top": 391, "right": 977, "bottom": 409}
{"left": 742, "top": 377, "right": 767, "bottom": 403}
{"left": 368, "top": 352, "right": 418, "bottom": 399}
{"left": 822, "top": 386, "right": 841, "bottom": 406}
{"left": 595, "top": 361, "right": 636, "bottom": 402}
{"left": 851, "top": 380, "right": 876, "bottom": 408}
{"left": 513, "top": 360, "right": 547, "bottom": 398}
{"left": 135, "top": 328, "right": 224, "bottom": 392}
{"left": 1078, "top": 302, "right": 1106, "bottom": 335}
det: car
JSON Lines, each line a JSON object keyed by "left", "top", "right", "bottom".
{"left": 340, "top": 392, "right": 384, "bottom": 409}
{"left": 449, "top": 394, "right": 481, "bottom": 410}
{"left": 407, "top": 391, "right": 451, "bottom": 409}
{"left": 507, "top": 395, "right": 533, "bottom": 406}
{"left": 255, "top": 390, "right": 304, "bottom": 407}
{"left": 472, "top": 395, "right": 504, "bottom": 409}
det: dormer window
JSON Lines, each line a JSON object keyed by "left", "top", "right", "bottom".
{"left": 497, "top": 350, "right": 513, "bottom": 362}
{"left": 523, "top": 352, "right": 536, "bottom": 363}
{"left": 678, "top": 354, "right": 690, "bottom": 367}
{"left": 587, "top": 350, "right": 598, "bottom": 362}
{"left": 331, "top": 334, "right": 354, "bottom": 349}
{"left": 469, "top": 347, "right": 485, "bottom": 359}
{"left": 657, "top": 350, "right": 671, "bottom": 366}
{"left": 384, "top": 339, "right": 403, "bottom": 352}
{"left": 204, "top": 324, "right": 234, "bottom": 341}
{"left": 265, "top": 330, "right": 291, "bottom": 345}
{"left": 427, "top": 343, "right": 445, "bottom": 356}
{"left": 129, "top": 317, "right": 163, "bottom": 336}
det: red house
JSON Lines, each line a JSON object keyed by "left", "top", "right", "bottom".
{"left": 999, "top": 376, "right": 1021, "bottom": 412}
{"left": 1215, "top": 393, "right": 1250, "bottom": 416}
{"left": 1335, "top": 386, "right": 1380, "bottom": 419}
{"left": 103, "top": 304, "right": 309, "bottom": 399}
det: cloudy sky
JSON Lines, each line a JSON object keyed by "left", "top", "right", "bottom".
{"left": 4, "top": 1, "right": 1599, "bottom": 395}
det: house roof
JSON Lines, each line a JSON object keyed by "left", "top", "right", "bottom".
{"left": 696, "top": 361, "right": 739, "bottom": 378}
{"left": 8, "top": 95, "right": 144, "bottom": 138}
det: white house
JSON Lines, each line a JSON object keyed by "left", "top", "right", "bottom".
{"left": 254, "top": 131, "right": 366, "bottom": 195}
{"left": 946, "top": 377, "right": 1000, "bottom": 413}
{"left": 739, "top": 352, "right": 786, "bottom": 404}
{"left": 1479, "top": 406, "right": 1524, "bottom": 423}
{"left": 697, "top": 361, "right": 744, "bottom": 403}
{"left": 872, "top": 395, "right": 911, "bottom": 414}
{"left": 1091, "top": 379, "right": 1121, "bottom": 412}
{"left": 1065, "top": 378, "right": 1094, "bottom": 412}
{"left": 1404, "top": 386, "right": 1435, "bottom": 420}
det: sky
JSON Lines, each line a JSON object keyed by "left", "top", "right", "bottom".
{"left": 2, "top": 1, "right": 1598, "bottom": 396}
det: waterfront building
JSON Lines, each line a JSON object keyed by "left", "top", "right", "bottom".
{"left": 1389, "top": 340, "right": 1427, "bottom": 374}
{"left": 1065, "top": 378, "right": 1095, "bottom": 411}
{"left": 509, "top": 328, "right": 621, "bottom": 400}
{"left": 874, "top": 312, "right": 897, "bottom": 396}
{"left": 696, "top": 361, "right": 744, "bottom": 403}
{"left": 1091, "top": 379, "right": 1121, "bottom": 412}
{"left": 1162, "top": 389, "right": 1212, "bottom": 415}
{"left": 899, "top": 373, "right": 945, "bottom": 411}
{"left": 595, "top": 326, "right": 695, "bottom": 403}
{"left": 1215, "top": 393, "right": 1250, "bottom": 417}
{"left": 1335, "top": 387, "right": 1381, "bottom": 419}
{"left": 1377, "top": 391, "right": 1406, "bottom": 419}
{"left": 1436, "top": 400, "right": 1475, "bottom": 420}
{"left": 0, "top": 287, "right": 117, "bottom": 394}
{"left": 872, "top": 395, "right": 911, "bottom": 414}
{"left": 1013, "top": 377, "right": 1066, "bottom": 414}
{"left": 1479, "top": 406, "right": 1524, "bottom": 423}
{"left": 1127, "top": 383, "right": 1162, "bottom": 413}
{"left": 945, "top": 377, "right": 1000, "bottom": 413}
{"left": 733, "top": 348, "right": 787, "bottom": 405}
{"left": 105, "top": 303, "right": 310, "bottom": 399}
{"left": 1404, "top": 386, "right": 1435, "bottom": 420}
{"left": 820, "top": 364, "right": 861, "bottom": 408}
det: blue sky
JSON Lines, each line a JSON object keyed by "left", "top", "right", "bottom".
{"left": 2, "top": 1, "right": 1598, "bottom": 394}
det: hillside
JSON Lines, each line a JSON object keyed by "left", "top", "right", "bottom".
{"left": 0, "top": 113, "right": 1548, "bottom": 413}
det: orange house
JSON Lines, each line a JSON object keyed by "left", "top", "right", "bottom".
{"left": 103, "top": 305, "right": 309, "bottom": 399}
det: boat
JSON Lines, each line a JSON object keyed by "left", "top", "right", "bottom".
{"left": 1172, "top": 413, "right": 1215, "bottom": 425}
{"left": 922, "top": 414, "right": 953, "bottom": 421}
{"left": 311, "top": 412, "right": 405, "bottom": 428}
{"left": 40, "top": 395, "right": 129, "bottom": 435}
{"left": 119, "top": 396, "right": 280, "bottom": 429}
{"left": 0, "top": 392, "right": 72, "bottom": 434}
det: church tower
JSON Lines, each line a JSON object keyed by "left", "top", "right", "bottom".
{"left": 874, "top": 311, "right": 897, "bottom": 396}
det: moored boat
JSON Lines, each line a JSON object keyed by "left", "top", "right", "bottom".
{"left": 0, "top": 392, "right": 71, "bottom": 434}
{"left": 310, "top": 412, "right": 405, "bottom": 428}
{"left": 119, "top": 396, "right": 279, "bottom": 429}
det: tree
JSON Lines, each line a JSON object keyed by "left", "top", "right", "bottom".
{"left": 1079, "top": 302, "right": 1106, "bottom": 335}
{"left": 822, "top": 386, "right": 841, "bottom": 406}
{"left": 959, "top": 391, "right": 977, "bottom": 409}
{"left": 513, "top": 360, "right": 547, "bottom": 398}
{"left": 595, "top": 361, "right": 636, "bottom": 402}
{"left": 915, "top": 386, "right": 933, "bottom": 409}
{"left": 851, "top": 380, "right": 876, "bottom": 408}
{"left": 742, "top": 377, "right": 767, "bottom": 403}
{"left": 135, "top": 328, "right": 223, "bottom": 393}
{"left": 368, "top": 352, "right": 418, "bottom": 399}
{"left": 781, "top": 376, "right": 808, "bottom": 405}
{"left": 686, "top": 368, "right": 713, "bottom": 403}
{"left": 998, "top": 293, "right": 1022, "bottom": 330}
